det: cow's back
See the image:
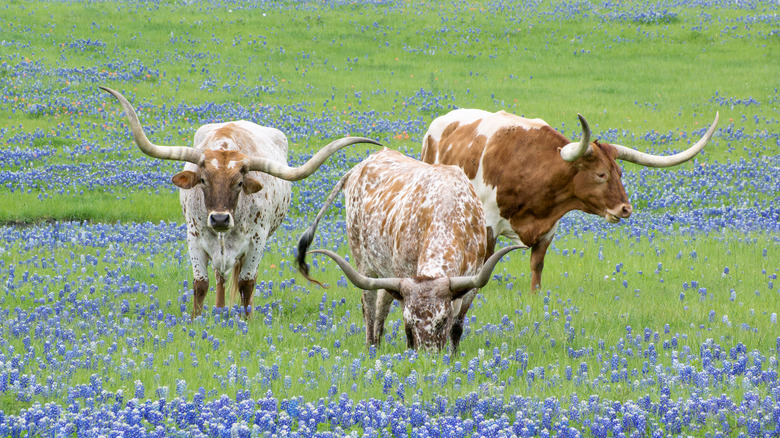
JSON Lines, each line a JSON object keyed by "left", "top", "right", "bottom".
{"left": 422, "top": 109, "right": 549, "bottom": 178}
{"left": 343, "top": 148, "right": 486, "bottom": 280}
{"left": 193, "top": 120, "right": 288, "bottom": 160}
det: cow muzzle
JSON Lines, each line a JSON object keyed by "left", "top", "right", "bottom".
{"left": 605, "top": 204, "right": 633, "bottom": 223}
{"left": 411, "top": 331, "right": 448, "bottom": 351}
{"left": 208, "top": 212, "right": 234, "bottom": 232}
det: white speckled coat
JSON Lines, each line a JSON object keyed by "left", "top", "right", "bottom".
{"left": 341, "top": 148, "right": 487, "bottom": 350}
{"left": 180, "top": 121, "right": 291, "bottom": 312}
{"left": 104, "top": 85, "right": 378, "bottom": 319}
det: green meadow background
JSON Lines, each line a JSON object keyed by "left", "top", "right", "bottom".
{"left": 0, "top": 0, "right": 778, "bottom": 428}
{"left": 2, "top": 0, "right": 776, "bottom": 222}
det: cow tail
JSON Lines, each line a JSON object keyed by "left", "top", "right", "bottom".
{"left": 228, "top": 257, "right": 244, "bottom": 308}
{"left": 295, "top": 169, "right": 353, "bottom": 287}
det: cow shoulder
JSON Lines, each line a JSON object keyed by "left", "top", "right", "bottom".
{"left": 480, "top": 120, "right": 566, "bottom": 189}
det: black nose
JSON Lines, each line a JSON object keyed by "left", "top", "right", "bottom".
{"left": 209, "top": 213, "right": 231, "bottom": 230}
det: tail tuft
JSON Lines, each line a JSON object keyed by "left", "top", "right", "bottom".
{"left": 294, "top": 168, "right": 352, "bottom": 289}
{"left": 295, "top": 226, "right": 327, "bottom": 288}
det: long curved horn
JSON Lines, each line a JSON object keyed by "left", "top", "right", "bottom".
{"left": 559, "top": 114, "right": 591, "bottom": 162}
{"left": 613, "top": 112, "right": 719, "bottom": 167}
{"left": 246, "top": 137, "right": 382, "bottom": 181}
{"left": 100, "top": 86, "right": 203, "bottom": 164}
{"left": 449, "top": 245, "right": 524, "bottom": 296}
{"left": 308, "top": 249, "right": 403, "bottom": 292}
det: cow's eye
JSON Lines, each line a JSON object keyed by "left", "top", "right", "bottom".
{"left": 200, "top": 177, "right": 205, "bottom": 184}
{"left": 237, "top": 181, "right": 243, "bottom": 188}
{"left": 597, "top": 172, "right": 607, "bottom": 179}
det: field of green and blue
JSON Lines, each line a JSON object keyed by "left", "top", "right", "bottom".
{"left": 1, "top": 0, "right": 779, "bottom": 436}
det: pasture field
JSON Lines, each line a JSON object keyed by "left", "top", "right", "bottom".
{"left": 0, "top": 0, "right": 779, "bottom": 436}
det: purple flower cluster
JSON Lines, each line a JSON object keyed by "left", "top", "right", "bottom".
{"left": 3, "top": 82, "right": 778, "bottom": 234}
{"left": 3, "top": 378, "right": 780, "bottom": 436}
{"left": 0, "top": 218, "right": 778, "bottom": 435}
{"left": 2, "top": 0, "right": 778, "bottom": 435}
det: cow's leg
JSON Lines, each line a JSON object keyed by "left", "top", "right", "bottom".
{"left": 237, "top": 278, "right": 256, "bottom": 319}
{"left": 405, "top": 324, "right": 415, "bottom": 350}
{"left": 361, "top": 290, "right": 378, "bottom": 346}
{"left": 189, "top": 247, "right": 210, "bottom": 319}
{"left": 529, "top": 229, "right": 556, "bottom": 293}
{"left": 192, "top": 278, "right": 209, "bottom": 319}
{"left": 237, "top": 252, "right": 262, "bottom": 319}
{"left": 450, "top": 289, "right": 477, "bottom": 352}
{"left": 484, "top": 226, "right": 497, "bottom": 260}
{"left": 373, "top": 289, "right": 395, "bottom": 346}
{"left": 214, "top": 269, "right": 227, "bottom": 309}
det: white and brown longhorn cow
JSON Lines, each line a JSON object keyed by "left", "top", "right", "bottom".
{"left": 422, "top": 109, "right": 719, "bottom": 292}
{"left": 101, "top": 87, "right": 380, "bottom": 318}
{"left": 296, "top": 148, "right": 521, "bottom": 351}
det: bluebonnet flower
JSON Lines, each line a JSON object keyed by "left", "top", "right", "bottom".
{"left": 0, "top": 5, "right": 778, "bottom": 437}
{"left": 134, "top": 380, "right": 144, "bottom": 400}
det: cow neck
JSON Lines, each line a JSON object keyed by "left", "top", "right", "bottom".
{"left": 484, "top": 133, "right": 584, "bottom": 246}
{"left": 509, "top": 185, "right": 582, "bottom": 246}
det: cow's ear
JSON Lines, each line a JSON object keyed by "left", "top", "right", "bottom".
{"left": 172, "top": 171, "right": 199, "bottom": 189}
{"left": 242, "top": 176, "right": 264, "bottom": 194}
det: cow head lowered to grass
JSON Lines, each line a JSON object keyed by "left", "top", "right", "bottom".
{"left": 101, "top": 86, "right": 381, "bottom": 318}
{"left": 422, "top": 109, "right": 719, "bottom": 292}
{"left": 296, "top": 148, "right": 521, "bottom": 351}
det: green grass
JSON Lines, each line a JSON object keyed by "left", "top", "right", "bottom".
{"left": 0, "top": 225, "right": 777, "bottom": 409}
{"left": 0, "top": 0, "right": 778, "bottom": 428}
{"left": 0, "top": 191, "right": 182, "bottom": 223}
{"left": 2, "top": 3, "right": 777, "bottom": 178}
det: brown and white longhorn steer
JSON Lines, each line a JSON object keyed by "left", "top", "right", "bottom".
{"left": 101, "top": 87, "right": 380, "bottom": 318}
{"left": 422, "top": 109, "right": 719, "bottom": 292}
{"left": 296, "top": 148, "right": 521, "bottom": 351}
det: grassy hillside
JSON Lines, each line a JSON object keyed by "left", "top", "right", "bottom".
{"left": 1, "top": 0, "right": 777, "bottom": 222}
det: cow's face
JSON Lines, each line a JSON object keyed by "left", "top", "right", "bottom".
{"left": 393, "top": 278, "right": 455, "bottom": 351}
{"left": 568, "top": 141, "right": 633, "bottom": 223}
{"left": 172, "top": 150, "right": 264, "bottom": 232}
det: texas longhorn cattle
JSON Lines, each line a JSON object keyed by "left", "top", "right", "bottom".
{"left": 422, "top": 109, "right": 719, "bottom": 292}
{"left": 100, "top": 86, "right": 380, "bottom": 318}
{"left": 296, "top": 148, "right": 521, "bottom": 351}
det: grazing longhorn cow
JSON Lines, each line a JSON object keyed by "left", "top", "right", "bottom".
{"left": 296, "top": 148, "right": 521, "bottom": 351}
{"left": 422, "top": 109, "right": 719, "bottom": 292}
{"left": 100, "top": 86, "right": 380, "bottom": 318}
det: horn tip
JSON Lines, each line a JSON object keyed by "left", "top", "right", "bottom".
{"left": 499, "top": 244, "right": 524, "bottom": 254}
{"left": 99, "top": 86, "right": 122, "bottom": 102}
{"left": 349, "top": 137, "right": 383, "bottom": 147}
{"left": 577, "top": 114, "right": 590, "bottom": 131}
